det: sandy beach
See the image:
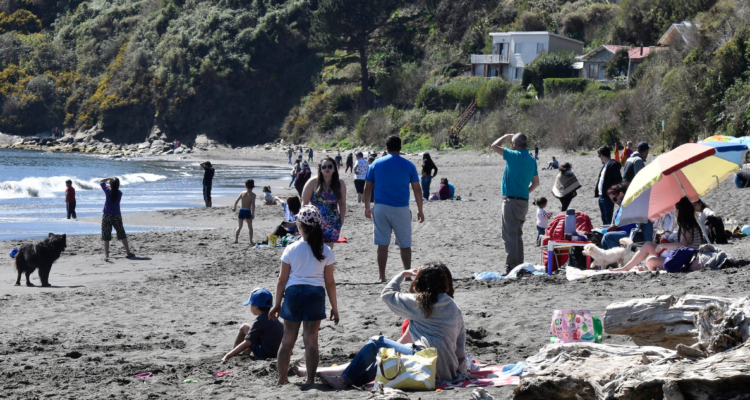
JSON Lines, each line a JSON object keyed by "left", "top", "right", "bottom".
{"left": 2, "top": 147, "right": 749, "bottom": 399}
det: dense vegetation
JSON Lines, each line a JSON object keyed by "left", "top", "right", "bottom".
{"left": 1, "top": 0, "right": 749, "bottom": 150}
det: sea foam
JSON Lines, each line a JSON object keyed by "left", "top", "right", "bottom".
{"left": 0, "top": 173, "right": 167, "bottom": 199}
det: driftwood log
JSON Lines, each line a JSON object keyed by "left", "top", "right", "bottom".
{"left": 514, "top": 296, "right": 750, "bottom": 400}
{"left": 603, "top": 294, "right": 734, "bottom": 349}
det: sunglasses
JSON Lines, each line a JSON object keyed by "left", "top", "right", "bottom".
{"left": 321, "top": 164, "right": 335, "bottom": 170}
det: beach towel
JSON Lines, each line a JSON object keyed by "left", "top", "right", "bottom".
{"left": 565, "top": 267, "right": 664, "bottom": 281}
{"left": 437, "top": 362, "right": 523, "bottom": 389}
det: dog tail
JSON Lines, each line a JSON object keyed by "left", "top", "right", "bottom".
{"left": 14, "top": 252, "right": 25, "bottom": 272}
{"left": 619, "top": 237, "right": 633, "bottom": 247}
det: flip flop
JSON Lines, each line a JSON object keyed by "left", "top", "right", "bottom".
{"left": 214, "top": 371, "right": 233, "bottom": 377}
{"left": 134, "top": 372, "right": 152, "bottom": 379}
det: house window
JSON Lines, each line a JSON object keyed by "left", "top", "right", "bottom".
{"left": 492, "top": 43, "right": 500, "bottom": 55}
{"left": 514, "top": 43, "right": 523, "bottom": 54}
{"left": 588, "top": 63, "right": 599, "bottom": 79}
{"left": 515, "top": 67, "right": 523, "bottom": 80}
{"left": 536, "top": 43, "right": 545, "bottom": 54}
{"left": 489, "top": 66, "right": 499, "bottom": 77}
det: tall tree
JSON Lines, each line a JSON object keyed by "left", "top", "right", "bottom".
{"left": 312, "top": 0, "right": 402, "bottom": 108}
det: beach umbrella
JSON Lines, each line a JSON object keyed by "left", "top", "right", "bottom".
{"left": 616, "top": 142, "right": 748, "bottom": 225}
{"left": 700, "top": 135, "right": 735, "bottom": 143}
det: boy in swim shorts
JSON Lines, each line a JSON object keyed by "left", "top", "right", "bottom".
{"left": 233, "top": 179, "right": 257, "bottom": 244}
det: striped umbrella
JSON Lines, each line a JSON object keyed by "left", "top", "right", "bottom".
{"left": 700, "top": 135, "right": 735, "bottom": 143}
{"left": 617, "top": 142, "right": 748, "bottom": 225}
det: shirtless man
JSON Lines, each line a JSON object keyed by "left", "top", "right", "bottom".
{"left": 232, "top": 179, "right": 257, "bottom": 244}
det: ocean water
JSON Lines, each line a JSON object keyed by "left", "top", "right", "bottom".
{"left": 0, "top": 149, "right": 290, "bottom": 241}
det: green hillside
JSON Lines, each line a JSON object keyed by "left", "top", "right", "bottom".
{"left": 0, "top": 0, "right": 748, "bottom": 149}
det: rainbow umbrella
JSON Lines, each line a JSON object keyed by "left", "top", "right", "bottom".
{"left": 617, "top": 142, "right": 748, "bottom": 225}
{"left": 700, "top": 135, "right": 735, "bottom": 143}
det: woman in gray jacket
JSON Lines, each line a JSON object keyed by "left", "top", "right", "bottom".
{"left": 316, "top": 264, "right": 467, "bottom": 388}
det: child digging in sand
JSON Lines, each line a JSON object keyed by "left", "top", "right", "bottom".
{"left": 270, "top": 205, "right": 339, "bottom": 386}
{"left": 232, "top": 179, "right": 256, "bottom": 244}
{"left": 222, "top": 288, "right": 283, "bottom": 362}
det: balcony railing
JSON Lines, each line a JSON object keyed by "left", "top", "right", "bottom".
{"left": 471, "top": 53, "right": 509, "bottom": 64}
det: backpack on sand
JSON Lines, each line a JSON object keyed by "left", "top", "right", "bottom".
{"left": 663, "top": 247, "right": 698, "bottom": 273}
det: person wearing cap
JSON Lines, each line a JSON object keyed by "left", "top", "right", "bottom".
{"left": 222, "top": 288, "right": 283, "bottom": 362}
{"left": 623, "top": 141, "right": 650, "bottom": 182}
{"left": 364, "top": 135, "right": 425, "bottom": 283}
{"left": 354, "top": 152, "right": 369, "bottom": 203}
{"left": 595, "top": 145, "right": 622, "bottom": 225}
{"left": 294, "top": 161, "right": 312, "bottom": 197}
{"left": 491, "top": 133, "right": 539, "bottom": 273}
{"left": 272, "top": 205, "right": 339, "bottom": 386}
{"left": 200, "top": 161, "right": 214, "bottom": 207}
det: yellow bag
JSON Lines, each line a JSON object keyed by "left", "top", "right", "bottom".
{"left": 374, "top": 347, "right": 438, "bottom": 390}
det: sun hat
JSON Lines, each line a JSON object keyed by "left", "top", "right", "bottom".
{"left": 242, "top": 288, "right": 273, "bottom": 308}
{"left": 297, "top": 205, "right": 322, "bottom": 225}
{"left": 637, "top": 141, "right": 652, "bottom": 152}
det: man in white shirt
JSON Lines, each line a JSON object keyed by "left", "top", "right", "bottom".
{"left": 353, "top": 152, "right": 369, "bottom": 203}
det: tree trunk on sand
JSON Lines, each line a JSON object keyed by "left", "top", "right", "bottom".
{"left": 359, "top": 45, "right": 369, "bottom": 109}
{"left": 515, "top": 296, "right": 750, "bottom": 400}
{"left": 603, "top": 294, "right": 734, "bottom": 349}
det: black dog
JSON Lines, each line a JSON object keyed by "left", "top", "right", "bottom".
{"left": 14, "top": 233, "right": 67, "bottom": 287}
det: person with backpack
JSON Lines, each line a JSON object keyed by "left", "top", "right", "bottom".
{"left": 612, "top": 197, "right": 703, "bottom": 272}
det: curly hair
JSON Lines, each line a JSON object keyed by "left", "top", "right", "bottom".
{"left": 409, "top": 263, "right": 449, "bottom": 318}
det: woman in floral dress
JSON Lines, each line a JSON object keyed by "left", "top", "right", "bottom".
{"left": 302, "top": 156, "right": 347, "bottom": 248}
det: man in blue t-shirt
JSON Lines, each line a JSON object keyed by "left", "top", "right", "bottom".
{"left": 491, "top": 133, "right": 539, "bottom": 273}
{"left": 364, "top": 136, "right": 424, "bottom": 282}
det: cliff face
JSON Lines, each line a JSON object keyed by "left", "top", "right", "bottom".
{"left": 0, "top": 0, "right": 320, "bottom": 145}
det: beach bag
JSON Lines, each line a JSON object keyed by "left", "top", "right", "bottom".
{"left": 550, "top": 310, "right": 603, "bottom": 344}
{"left": 663, "top": 247, "right": 698, "bottom": 273}
{"left": 375, "top": 347, "right": 438, "bottom": 391}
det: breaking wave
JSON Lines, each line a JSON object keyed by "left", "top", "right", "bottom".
{"left": 0, "top": 173, "right": 167, "bottom": 199}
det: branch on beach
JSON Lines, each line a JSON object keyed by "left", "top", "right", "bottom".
{"left": 514, "top": 296, "right": 750, "bottom": 400}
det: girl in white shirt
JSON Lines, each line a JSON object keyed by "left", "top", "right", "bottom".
{"left": 270, "top": 205, "right": 339, "bottom": 386}
{"left": 534, "top": 197, "right": 554, "bottom": 246}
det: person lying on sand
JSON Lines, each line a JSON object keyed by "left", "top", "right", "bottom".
{"left": 222, "top": 288, "right": 282, "bottom": 362}
{"left": 291, "top": 262, "right": 456, "bottom": 379}
{"left": 611, "top": 197, "right": 702, "bottom": 272}
{"left": 232, "top": 179, "right": 256, "bottom": 245}
{"left": 315, "top": 264, "right": 465, "bottom": 389}
{"left": 270, "top": 206, "right": 339, "bottom": 386}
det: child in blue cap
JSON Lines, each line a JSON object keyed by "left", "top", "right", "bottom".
{"left": 222, "top": 288, "right": 283, "bottom": 362}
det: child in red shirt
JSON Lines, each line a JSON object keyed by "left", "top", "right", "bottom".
{"left": 65, "top": 180, "right": 76, "bottom": 220}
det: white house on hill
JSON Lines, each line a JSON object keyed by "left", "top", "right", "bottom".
{"left": 469, "top": 32, "right": 584, "bottom": 81}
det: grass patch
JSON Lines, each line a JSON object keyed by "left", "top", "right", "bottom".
{"left": 401, "top": 136, "right": 433, "bottom": 153}
{"left": 578, "top": 151, "right": 590, "bottom": 156}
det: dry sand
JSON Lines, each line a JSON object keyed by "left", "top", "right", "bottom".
{"left": 2, "top": 148, "right": 750, "bottom": 399}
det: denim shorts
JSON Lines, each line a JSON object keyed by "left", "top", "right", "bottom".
{"left": 280, "top": 284, "right": 327, "bottom": 322}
